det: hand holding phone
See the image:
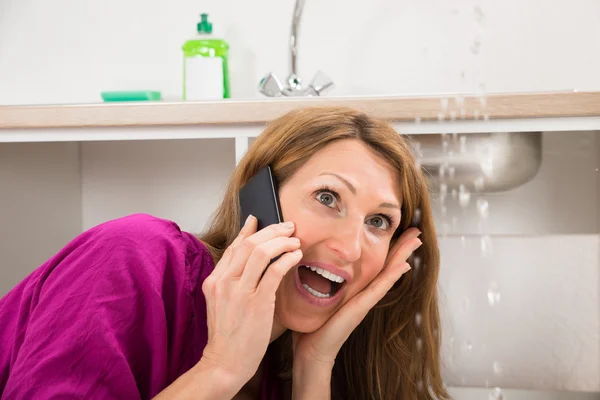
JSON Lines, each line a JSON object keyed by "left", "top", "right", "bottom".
{"left": 239, "top": 165, "right": 288, "bottom": 266}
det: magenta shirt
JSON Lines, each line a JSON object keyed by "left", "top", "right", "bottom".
{"left": 0, "top": 214, "right": 279, "bottom": 399}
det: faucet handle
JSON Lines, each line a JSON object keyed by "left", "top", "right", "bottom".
{"left": 259, "top": 73, "right": 284, "bottom": 97}
{"left": 309, "top": 70, "right": 335, "bottom": 96}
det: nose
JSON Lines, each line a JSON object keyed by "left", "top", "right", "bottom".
{"left": 326, "top": 217, "right": 362, "bottom": 263}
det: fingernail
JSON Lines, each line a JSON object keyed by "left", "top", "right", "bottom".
{"left": 411, "top": 229, "right": 422, "bottom": 238}
{"left": 410, "top": 239, "right": 423, "bottom": 252}
{"left": 244, "top": 214, "right": 253, "bottom": 226}
{"left": 282, "top": 221, "right": 295, "bottom": 229}
{"left": 290, "top": 237, "right": 300, "bottom": 245}
{"left": 402, "top": 263, "right": 412, "bottom": 273}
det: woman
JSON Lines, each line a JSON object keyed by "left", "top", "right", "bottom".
{"left": 0, "top": 107, "right": 449, "bottom": 400}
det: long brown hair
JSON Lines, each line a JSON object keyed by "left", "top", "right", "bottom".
{"left": 197, "top": 106, "right": 450, "bottom": 400}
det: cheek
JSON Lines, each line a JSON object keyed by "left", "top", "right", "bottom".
{"left": 352, "top": 251, "right": 388, "bottom": 291}
{"left": 285, "top": 201, "right": 330, "bottom": 241}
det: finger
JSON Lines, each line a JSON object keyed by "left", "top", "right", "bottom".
{"left": 210, "top": 214, "right": 258, "bottom": 280}
{"left": 257, "top": 249, "right": 303, "bottom": 295}
{"left": 386, "top": 227, "right": 421, "bottom": 264}
{"left": 241, "top": 236, "right": 302, "bottom": 288}
{"left": 223, "top": 221, "right": 296, "bottom": 279}
{"left": 354, "top": 261, "right": 412, "bottom": 316}
{"left": 385, "top": 235, "right": 422, "bottom": 268}
{"left": 319, "top": 261, "right": 412, "bottom": 345}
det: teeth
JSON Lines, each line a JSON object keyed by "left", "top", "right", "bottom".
{"left": 302, "top": 284, "right": 331, "bottom": 298}
{"left": 305, "top": 265, "right": 345, "bottom": 283}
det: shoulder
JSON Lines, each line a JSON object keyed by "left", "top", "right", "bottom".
{"left": 52, "top": 213, "right": 213, "bottom": 294}
{"left": 80, "top": 213, "right": 206, "bottom": 258}
{"left": 0, "top": 216, "right": 212, "bottom": 399}
{"left": 88, "top": 213, "right": 184, "bottom": 244}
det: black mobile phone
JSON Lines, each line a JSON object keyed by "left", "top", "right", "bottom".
{"left": 239, "top": 165, "right": 284, "bottom": 231}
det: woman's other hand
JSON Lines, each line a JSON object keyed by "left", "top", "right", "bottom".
{"left": 291, "top": 227, "right": 421, "bottom": 373}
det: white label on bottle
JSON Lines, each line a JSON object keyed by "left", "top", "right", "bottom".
{"left": 185, "top": 56, "right": 224, "bottom": 100}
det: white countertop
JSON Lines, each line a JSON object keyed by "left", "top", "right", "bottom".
{"left": 1, "top": 91, "right": 599, "bottom": 129}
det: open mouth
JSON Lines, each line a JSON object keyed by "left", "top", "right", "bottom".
{"left": 297, "top": 265, "right": 345, "bottom": 299}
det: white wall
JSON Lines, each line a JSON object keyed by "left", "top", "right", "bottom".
{"left": 1, "top": 0, "right": 600, "bottom": 105}
{"left": 0, "top": 143, "right": 82, "bottom": 294}
{"left": 80, "top": 138, "right": 235, "bottom": 231}
{"left": 1, "top": 0, "right": 599, "bottom": 395}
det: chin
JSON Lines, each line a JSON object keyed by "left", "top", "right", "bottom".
{"left": 275, "top": 309, "right": 328, "bottom": 334}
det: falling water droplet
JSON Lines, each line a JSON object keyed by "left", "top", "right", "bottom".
{"left": 451, "top": 188, "right": 458, "bottom": 200}
{"left": 440, "top": 183, "right": 448, "bottom": 197}
{"left": 413, "top": 256, "right": 422, "bottom": 270}
{"left": 412, "top": 141, "right": 422, "bottom": 155}
{"left": 493, "top": 361, "right": 503, "bottom": 375}
{"left": 462, "top": 296, "right": 470, "bottom": 312}
{"left": 441, "top": 134, "right": 449, "bottom": 153}
{"left": 470, "top": 39, "right": 481, "bottom": 55}
{"left": 483, "top": 114, "right": 490, "bottom": 121}
{"left": 477, "top": 198, "right": 489, "bottom": 219}
{"left": 449, "top": 166, "right": 456, "bottom": 179}
{"left": 441, "top": 97, "right": 449, "bottom": 111}
{"left": 439, "top": 164, "right": 447, "bottom": 179}
{"left": 441, "top": 205, "right": 448, "bottom": 216}
{"left": 460, "top": 135, "right": 467, "bottom": 153}
{"left": 487, "top": 282, "right": 501, "bottom": 306}
{"left": 489, "top": 387, "right": 505, "bottom": 400}
{"left": 416, "top": 338, "right": 423, "bottom": 351}
{"left": 460, "top": 235, "right": 466, "bottom": 247}
{"left": 450, "top": 111, "right": 457, "bottom": 121}
{"left": 474, "top": 177, "right": 485, "bottom": 192}
{"left": 461, "top": 340, "right": 473, "bottom": 355}
{"left": 480, "top": 235, "right": 493, "bottom": 257}
{"left": 474, "top": 6, "right": 485, "bottom": 24}
{"left": 458, "top": 184, "right": 471, "bottom": 208}
{"left": 438, "top": 112, "right": 445, "bottom": 122}
{"left": 452, "top": 216, "right": 458, "bottom": 228}
{"left": 480, "top": 155, "right": 494, "bottom": 177}
{"left": 415, "top": 116, "right": 422, "bottom": 124}
{"left": 474, "top": 110, "right": 480, "bottom": 120}
{"left": 480, "top": 96, "right": 487, "bottom": 108}
{"left": 455, "top": 96, "right": 465, "bottom": 108}
{"left": 442, "top": 222, "right": 450, "bottom": 236}
{"left": 417, "top": 379, "right": 424, "bottom": 391}
{"left": 412, "top": 209, "right": 422, "bottom": 227}
{"left": 415, "top": 312, "right": 422, "bottom": 328}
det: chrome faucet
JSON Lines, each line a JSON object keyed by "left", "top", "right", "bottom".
{"left": 259, "top": 0, "right": 334, "bottom": 97}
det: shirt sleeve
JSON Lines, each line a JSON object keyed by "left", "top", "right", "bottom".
{"left": 1, "top": 214, "right": 200, "bottom": 400}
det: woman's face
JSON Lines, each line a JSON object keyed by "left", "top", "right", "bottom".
{"left": 274, "top": 139, "right": 403, "bottom": 333}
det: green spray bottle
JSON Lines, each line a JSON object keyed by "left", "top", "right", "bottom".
{"left": 182, "top": 14, "right": 230, "bottom": 100}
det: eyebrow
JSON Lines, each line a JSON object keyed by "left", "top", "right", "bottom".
{"left": 318, "top": 172, "right": 402, "bottom": 210}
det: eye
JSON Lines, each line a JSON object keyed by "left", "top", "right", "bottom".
{"left": 366, "top": 214, "right": 393, "bottom": 231}
{"left": 316, "top": 190, "right": 338, "bottom": 208}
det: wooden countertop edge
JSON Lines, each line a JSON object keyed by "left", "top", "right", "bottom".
{"left": 1, "top": 91, "right": 599, "bottom": 129}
